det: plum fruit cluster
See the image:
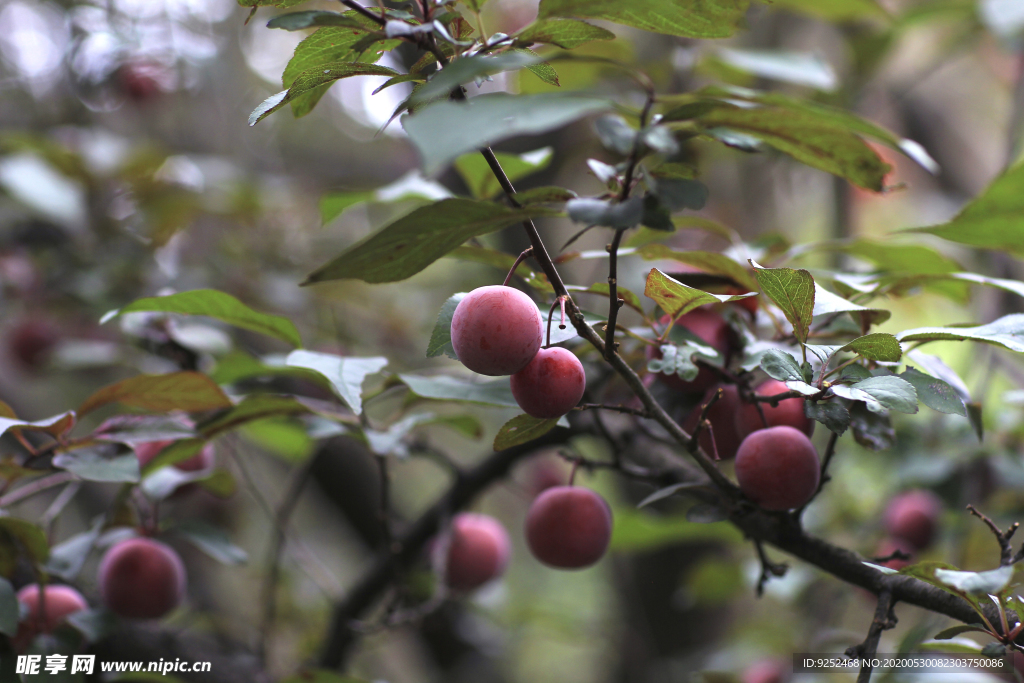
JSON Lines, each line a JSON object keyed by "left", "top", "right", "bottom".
{"left": 450, "top": 285, "right": 585, "bottom": 418}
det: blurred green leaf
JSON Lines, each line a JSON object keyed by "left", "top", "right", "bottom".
{"left": 515, "top": 19, "right": 616, "bottom": 49}
{"left": 403, "top": 93, "right": 611, "bottom": 174}
{"left": 102, "top": 289, "right": 301, "bottom": 348}
{"left": 53, "top": 450, "right": 140, "bottom": 483}
{"left": 751, "top": 261, "right": 815, "bottom": 343}
{"left": 200, "top": 395, "right": 315, "bottom": 438}
{"left": 699, "top": 105, "right": 891, "bottom": 190}
{"left": 237, "top": 0, "right": 308, "bottom": 6}
{"left": 399, "top": 374, "right": 518, "bottom": 407}
{"left": 906, "top": 163, "right": 1024, "bottom": 256}
{"left": 0, "top": 577, "right": 16, "bottom": 637}
{"left": 849, "top": 401, "right": 895, "bottom": 450}
{"left": 279, "top": 670, "right": 369, "bottom": 683}
{"left": 266, "top": 10, "right": 366, "bottom": 30}
{"left": 426, "top": 293, "right": 466, "bottom": 360}
{"left": 304, "top": 199, "right": 554, "bottom": 284}
{"left": 78, "top": 373, "right": 232, "bottom": 416}
{"left": 897, "top": 314, "right": 1024, "bottom": 353}
{"left": 413, "top": 51, "right": 543, "bottom": 104}
{"left": 0, "top": 517, "right": 49, "bottom": 563}
{"left": 812, "top": 283, "right": 891, "bottom": 326}
{"left": 454, "top": 147, "right": 553, "bottom": 199}
{"left": 512, "top": 186, "right": 577, "bottom": 204}
{"left": 493, "top": 414, "right": 559, "bottom": 450}
{"left": 45, "top": 519, "right": 103, "bottom": 581}
{"left": 140, "top": 439, "right": 205, "bottom": 476}
{"left": 566, "top": 196, "right": 643, "bottom": 228}
{"left": 241, "top": 418, "right": 314, "bottom": 462}
{"left": 286, "top": 351, "right": 388, "bottom": 415}
{"left": 610, "top": 508, "right": 742, "bottom": 551}
{"left": 766, "top": 0, "right": 889, "bottom": 20}
{"left": 537, "top": 0, "right": 748, "bottom": 38}
{"left": 0, "top": 412, "right": 76, "bottom": 441}
{"left": 174, "top": 520, "right": 248, "bottom": 565}
{"left": 805, "top": 401, "right": 850, "bottom": 435}
{"left": 712, "top": 48, "right": 838, "bottom": 90}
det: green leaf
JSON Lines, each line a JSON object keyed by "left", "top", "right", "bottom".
{"left": 241, "top": 418, "right": 314, "bottom": 462}
{"left": 0, "top": 517, "right": 49, "bottom": 563}
{"left": 0, "top": 577, "right": 17, "bottom": 636}
{"left": 413, "top": 51, "right": 543, "bottom": 104}
{"left": 199, "top": 395, "right": 315, "bottom": 438}
{"left": 897, "top": 314, "right": 1024, "bottom": 353}
{"left": 699, "top": 105, "right": 891, "bottom": 190}
{"left": 250, "top": 62, "right": 399, "bottom": 125}
{"left": 402, "top": 93, "right": 611, "bottom": 174}
{"left": 140, "top": 439, "right": 205, "bottom": 476}
{"left": 426, "top": 293, "right": 465, "bottom": 359}
{"left": 454, "top": 147, "right": 553, "bottom": 199}
{"left": 0, "top": 412, "right": 76, "bottom": 441}
{"left": 399, "top": 374, "right": 518, "bottom": 407}
{"left": 644, "top": 268, "right": 755, "bottom": 318}
{"left": 52, "top": 449, "right": 140, "bottom": 483}
{"left": 512, "top": 186, "right": 578, "bottom": 204}
{"left": 835, "top": 375, "right": 918, "bottom": 414}
{"left": 712, "top": 48, "right": 838, "bottom": 91}
{"left": 46, "top": 520, "right": 103, "bottom": 581}
{"left": 320, "top": 191, "right": 375, "bottom": 224}
{"left": 611, "top": 508, "right": 743, "bottom": 551}
{"left": 750, "top": 260, "right": 815, "bottom": 343}
{"left": 566, "top": 196, "right": 644, "bottom": 228}
{"left": 765, "top": 0, "right": 889, "bottom": 21}
{"left": 899, "top": 367, "right": 966, "bottom": 417}
{"left": 266, "top": 10, "right": 366, "bottom": 30}
{"left": 838, "top": 239, "right": 962, "bottom": 275}
{"left": 537, "top": 0, "right": 749, "bottom": 38}
{"left": 759, "top": 349, "right": 803, "bottom": 382}
{"left": 303, "top": 199, "right": 553, "bottom": 285}
{"left": 523, "top": 55, "right": 561, "bottom": 87}
{"left": 812, "top": 283, "right": 891, "bottom": 326}
{"left": 935, "top": 565, "right": 1014, "bottom": 595}
{"left": 931, "top": 625, "right": 992, "bottom": 640}
{"left": 285, "top": 351, "right": 388, "bottom": 415}
{"left": 101, "top": 289, "right": 302, "bottom": 348}
{"left": 174, "top": 520, "right": 248, "bottom": 565}
{"left": 849, "top": 401, "right": 894, "bottom": 450}
{"left": 839, "top": 333, "right": 902, "bottom": 362}
{"left": 515, "top": 19, "right": 616, "bottom": 49}
{"left": 493, "top": 414, "right": 560, "bottom": 450}
{"left": 635, "top": 245, "right": 757, "bottom": 290}
{"left": 905, "top": 163, "right": 1024, "bottom": 256}
{"left": 804, "top": 401, "right": 850, "bottom": 435}
{"left": 78, "top": 372, "right": 232, "bottom": 416}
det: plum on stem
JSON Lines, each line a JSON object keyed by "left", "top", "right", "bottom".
{"left": 442, "top": 513, "right": 511, "bottom": 591}
{"left": 510, "top": 347, "right": 586, "bottom": 419}
{"left": 525, "top": 486, "right": 612, "bottom": 569}
{"left": 98, "top": 537, "right": 187, "bottom": 620}
{"left": 735, "top": 426, "right": 820, "bottom": 511}
{"left": 450, "top": 285, "right": 543, "bottom": 376}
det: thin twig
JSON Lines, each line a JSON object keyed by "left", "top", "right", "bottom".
{"left": 41, "top": 481, "right": 81, "bottom": 534}
{"left": 687, "top": 388, "right": 723, "bottom": 454}
{"left": 375, "top": 455, "right": 393, "bottom": 553}
{"left": 966, "top": 505, "right": 1021, "bottom": 566}
{"left": 754, "top": 539, "right": 788, "bottom": 597}
{"left": 258, "top": 457, "right": 315, "bottom": 664}
{"left": 604, "top": 229, "right": 627, "bottom": 360}
{"left": 338, "top": 0, "right": 386, "bottom": 26}
{"left": 846, "top": 588, "right": 897, "bottom": 683}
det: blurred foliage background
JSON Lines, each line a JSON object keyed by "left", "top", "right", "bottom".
{"left": 2, "top": 0, "right": 1024, "bottom": 682}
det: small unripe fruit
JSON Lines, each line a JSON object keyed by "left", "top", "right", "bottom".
{"left": 443, "top": 513, "right": 511, "bottom": 591}
{"left": 647, "top": 309, "right": 735, "bottom": 393}
{"left": 742, "top": 659, "right": 788, "bottom": 683}
{"left": 135, "top": 440, "right": 215, "bottom": 473}
{"left": 525, "top": 486, "right": 612, "bottom": 569}
{"left": 884, "top": 489, "right": 942, "bottom": 550}
{"left": 735, "top": 426, "right": 820, "bottom": 511}
{"left": 736, "top": 379, "right": 813, "bottom": 438}
{"left": 450, "top": 286, "right": 543, "bottom": 376}
{"left": 98, "top": 538, "right": 186, "bottom": 619}
{"left": 510, "top": 347, "right": 586, "bottom": 418}
{"left": 683, "top": 384, "right": 743, "bottom": 460}
{"left": 13, "top": 584, "right": 87, "bottom": 651}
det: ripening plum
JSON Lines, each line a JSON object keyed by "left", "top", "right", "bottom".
{"left": 450, "top": 285, "right": 543, "bottom": 376}
{"left": 647, "top": 309, "right": 735, "bottom": 393}
{"left": 525, "top": 486, "right": 612, "bottom": 569}
{"left": 510, "top": 347, "right": 586, "bottom": 418}
{"left": 683, "top": 384, "right": 743, "bottom": 460}
{"left": 443, "top": 513, "right": 511, "bottom": 591}
{"left": 884, "top": 489, "right": 942, "bottom": 550}
{"left": 98, "top": 537, "right": 187, "bottom": 619}
{"left": 13, "top": 584, "right": 88, "bottom": 651}
{"left": 735, "top": 426, "right": 820, "bottom": 511}
{"left": 135, "top": 440, "right": 215, "bottom": 473}
{"left": 742, "top": 659, "right": 789, "bottom": 683}
{"left": 735, "top": 379, "right": 813, "bottom": 438}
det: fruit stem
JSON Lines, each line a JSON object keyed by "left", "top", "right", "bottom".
{"left": 545, "top": 296, "right": 568, "bottom": 347}
{"left": 502, "top": 247, "right": 533, "bottom": 287}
